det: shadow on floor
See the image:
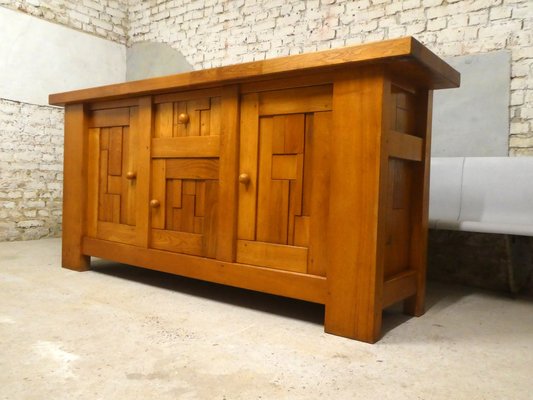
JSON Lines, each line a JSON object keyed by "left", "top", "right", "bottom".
{"left": 92, "top": 259, "right": 525, "bottom": 339}
{"left": 91, "top": 259, "right": 325, "bottom": 326}
{"left": 380, "top": 282, "right": 481, "bottom": 337}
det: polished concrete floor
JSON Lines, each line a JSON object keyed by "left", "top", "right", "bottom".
{"left": 0, "top": 238, "right": 532, "bottom": 400}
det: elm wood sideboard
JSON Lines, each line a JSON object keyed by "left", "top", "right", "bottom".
{"left": 50, "top": 37, "right": 459, "bottom": 343}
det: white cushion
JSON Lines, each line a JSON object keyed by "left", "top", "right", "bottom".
{"left": 429, "top": 157, "right": 533, "bottom": 236}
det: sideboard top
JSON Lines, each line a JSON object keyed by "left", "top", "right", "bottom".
{"left": 49, "top": 37, "right": 460, "bottom": 106}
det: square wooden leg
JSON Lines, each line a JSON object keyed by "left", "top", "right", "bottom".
{"left": 62, "top": 103, "right": 90, "bottom": 272}
{"left": 62, "top": 247, "right": 90, "bottom": 271}
{"left": 403, "top": 292, "right": 425, "bottom": 317}
{"left": 325, "top": 68, "right": 387, "bottom": 344}
{"left": 325, "top": 297, "right": 383, "bottom": 344}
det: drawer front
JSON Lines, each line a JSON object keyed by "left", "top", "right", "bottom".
{"left": 153, "top": 88, "right": 222, "bottom": 143}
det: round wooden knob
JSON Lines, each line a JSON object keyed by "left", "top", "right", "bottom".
{"left": 126, "top": 171, "right": 137, "bottom": 180}
{"left": 150, "top": 199, "right": 160, "bottom": 208}
{"left": 239, "top": 173, "right": 250, "bottom": 184}
{"left": 178, "top": 113, "right": 190, "bottom": 124}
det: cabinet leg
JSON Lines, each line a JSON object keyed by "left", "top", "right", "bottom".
{"left": 62, "top": 103, "right": 90, "bottom": 272}
{"left": 324, "top": 292, "right": 382, "bottom": 343}
{"left": 324, "top": 302, "right": 383, "bottom": 344}
{"left": 403, "top": 289, "right": 425, "bottom": 317}
{"left": 325, "top": 68, "right": 387, "bottom": 344}
{"left": 62, "top": 235, "right": 90, "bottom": 271}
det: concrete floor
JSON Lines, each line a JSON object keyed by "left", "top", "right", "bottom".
{"left": 0, "top": 238, "right": 532, "bottom": 400}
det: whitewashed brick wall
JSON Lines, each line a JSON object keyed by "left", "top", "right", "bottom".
{"left": 0, "top": 0, "right": 126, "bottom": 240}
{"left": 128, "top": 0, "right": 532, "bottom": 155}
{"left": 0, "top": 99, "right": 64, "bottom": 241}
{"left": 1, "top": 0, "right": 531, "bottom": 242}
{"left": 0, "top": 0, "right": 128, "bottom": 43}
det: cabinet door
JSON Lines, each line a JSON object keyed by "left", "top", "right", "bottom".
{"left": 86, "top": 106, "right": 142, "bottom": 245}
{"left": 149, "top": 89, "right": 228, "bottom": 258}
{"left": 237, "top": 86, "right": 333, "bottom": 275}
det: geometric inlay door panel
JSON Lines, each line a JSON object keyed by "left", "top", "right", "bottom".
{"left": 150, "top": 90, "right": 222, "bottom": 258}
{"left": 97, "top": 126, "right": 135, "bottom": 225}
{"left": 237, "top": 86, "right": 332, "bottom": 275}
{"left": 87, "top": 106, "right": 140, "bottom": 245}
{"left": 150, "top": 159, "right": 219, "bottom": 258}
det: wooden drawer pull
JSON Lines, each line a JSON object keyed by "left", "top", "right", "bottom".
{"left": 177, "top": 113, "right": 190, "bottom": 124}
{"left": 239, "top": 173, "right": 250, "bottom": 184}
{"left": 125, "top": 171, "right": 137, "bottom": 180}
{"left": 150, "top": 199, "right": 160, "bottom": 208}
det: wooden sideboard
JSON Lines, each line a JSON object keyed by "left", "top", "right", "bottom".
{"left": 50, "top": 37, "right": 459, "bottom": 343}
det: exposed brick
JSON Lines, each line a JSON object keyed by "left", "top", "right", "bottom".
{"left": 0, "top": 0, "right": 531, "bottom": 244}
{"left": 0, "top": 99, "right": 63, "bottom": 241}
{"left": 1, "top": 0, "right": 128, "bottom": 43}
{"left": 122, "top": 0, "right": 531, "bottom": 155}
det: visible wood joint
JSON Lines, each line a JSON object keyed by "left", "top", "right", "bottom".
{"left": 387, "top": 130, "right": 423, "bottom": 161}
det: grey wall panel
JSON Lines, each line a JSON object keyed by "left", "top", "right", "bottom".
{"left": 126, "top": 42, "right": 193, "bottom": 81}
{"left": 432, "top": 51, "right": 511, "bottom": 157}
{"left": 0, "top": 7, "right": 126, "bottom": 106}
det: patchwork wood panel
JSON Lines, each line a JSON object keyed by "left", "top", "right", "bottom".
{"left": 238, "top": 87, "right": 332, "bottom": 276}
{"left": 95, "top": 124, "right": 136, "bottom": 226}
{"left": 257, "top": 114, "right": 306, "bottom": 246}
{"left": 151, "top": 91, "right": 223, "bottom": 259}
{"left": 253, "top": 112, "right": 331, "bottom": 251}
{"left": 384, "top": 158, "right": 414, "bottom": 279}
{"left": 86, "top": 106, "right": 142, "bottom": 247}
{"left": 89, "top": 108, "right": 137, "bottom": 229}
{"left": 163, "top": 179, "right": 218, "bottom": 235}
{"left": 153, "top": 95, "right": 221, "bottom": 138}
{"left": 391, "top": 85, "right": 418, "bottom": 137}
{"left": 385, "top": 85, "right": 422, "bottom": 278}
{"left": 150, "top": 156, "right": 219, "bottom": 258}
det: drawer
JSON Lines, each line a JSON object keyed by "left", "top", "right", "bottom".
{"left": 152, "top": 88, "right": 223, "bottom": 140}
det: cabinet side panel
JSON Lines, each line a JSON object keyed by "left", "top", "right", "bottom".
{"left": 390, "top": 86, "right": 418, "bottom": 136}
{"left": 62, "top": 104, "right": 90, "bottom": 270}
{"left": 382, "top": 83, "right": 432, "bottom": 315}
{"left": 404, "top": 90, "right": 433, "bottom": 316}
{"left": 383, "top": 158, "right": 415, "bottom": 278}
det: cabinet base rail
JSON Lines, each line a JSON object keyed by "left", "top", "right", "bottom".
{"left": 82, "top": 237, "right": 327, "bottom": 304}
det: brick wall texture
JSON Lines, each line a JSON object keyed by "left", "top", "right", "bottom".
{"left": 0, "top": 0, "right": 128, "bottom": 43}
{"left": 0, "top": 0, "right": 126, "bottom": 241}
{"left": 0, "top": 99, "right": 64, "bottom": 241}
{"left": 128, "top": 0, "right": 532, "bottom": 155}
{"left": 0, "top": 0, "right": 532, "bottom": 242}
